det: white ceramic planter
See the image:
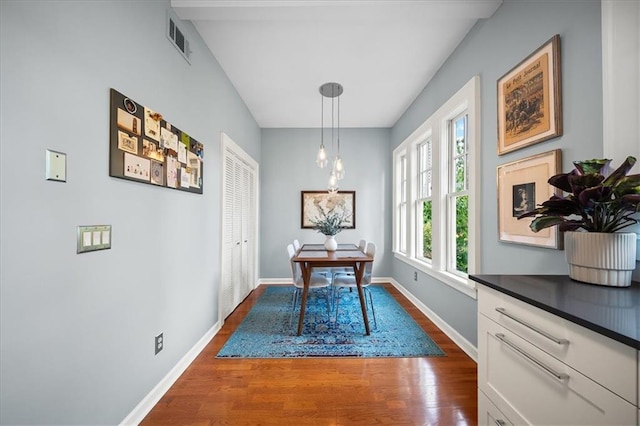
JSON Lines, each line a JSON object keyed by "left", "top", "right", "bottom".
{"left": 564, "top": 231, "right": 636, "bottom": 287}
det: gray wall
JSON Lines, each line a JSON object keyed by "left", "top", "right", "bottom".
{"left": 390, "top": 0, "right": 603, "bottom": 346}
{"left": 0, "top": 1, "right": 260, "bottom": 424}
{"left": 0, "top": 0, "right": 606, "bottom": 423}
{"left": 260, "top": 128, "right": 392, "bottom": 278}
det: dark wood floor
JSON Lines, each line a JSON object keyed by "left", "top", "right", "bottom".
{"left": 141, "top": 283, "right": 478, "bottom": 425}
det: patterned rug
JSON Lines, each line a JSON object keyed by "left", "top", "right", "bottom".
{"left": 216, "top": 285, "right": 445, "bottom": 358}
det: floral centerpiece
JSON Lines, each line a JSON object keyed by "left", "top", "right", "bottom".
{"left": 518, "top": 156, "right": 640, "bottom": 287}
{"left": 310, "top": 208, "right": 349, "bottom": 251}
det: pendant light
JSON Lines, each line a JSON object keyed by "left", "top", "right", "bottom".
{"left": 318, "top": 82, "right": 345, "bottom": 192}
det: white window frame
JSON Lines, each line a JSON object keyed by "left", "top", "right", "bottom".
{"left": 415, "top": 136, "right": 433, "bottom": 263}
{"left": 393, "top": 149, "right": 408, "bottom": 255}
{"left": 392, "top": 76, "right": 480, "bottom": 299}
{"left": 445, "top": 111, "right": 469, "bottom": 277}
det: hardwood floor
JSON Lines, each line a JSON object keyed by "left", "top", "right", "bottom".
{"left": 141, "top": 283, "right": 478, "bottom": 425}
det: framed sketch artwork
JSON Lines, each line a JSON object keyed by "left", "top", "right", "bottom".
{"left": 301, "top": 191, "right": 355, "bottom": 229}
{"left": 497, "top": 35, "right": 562, "bottom": 155}
{"left": 497, "top": 149, "right": 562, "bottom": 249}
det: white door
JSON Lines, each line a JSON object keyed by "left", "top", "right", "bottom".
{"left": 220, "top": 133, "right": 258, "bottom": 320}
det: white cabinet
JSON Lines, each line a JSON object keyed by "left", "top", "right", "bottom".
{"left": 478, "top": 284, "right": 639, "bottom": 426}
{"left": 478, "top": 390, "right": 513, "bottom": 426}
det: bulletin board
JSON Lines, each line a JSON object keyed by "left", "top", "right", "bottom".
{"left": 109, "top": 88, "right": 204, "bottom": 194}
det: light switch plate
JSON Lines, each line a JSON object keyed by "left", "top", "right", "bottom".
{"left": 77, "top": 225, "right": 112, "bottom": 253}
{"left": 46, "top": 149, "right": 66, "bottom": 182}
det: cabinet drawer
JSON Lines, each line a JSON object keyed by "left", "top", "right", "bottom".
{"left": 478, "top": 285, "right": 637, "bottom": 403}
{"left": 479, "top": 389, "right": 517, "bottom": 426}
{"left": 479, "top": 316, "right": 637, "bottom": 425}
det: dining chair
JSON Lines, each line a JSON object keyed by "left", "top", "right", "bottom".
{"left": 293, "top": 239, "right": 301, "bottom": 251}
{"left": 330, "top": 239, "right": 367, "bottom": 280}
{"left": 332, "top": 242, "right": 377, "bottom": 328}
{"left": 287, "top": 244, "right": 331, "bottom": 327}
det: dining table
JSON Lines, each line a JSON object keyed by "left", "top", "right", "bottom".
{"left": 292, "top": 244, "right": 374, "bottom": 336}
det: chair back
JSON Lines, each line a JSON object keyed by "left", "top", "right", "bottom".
{"left": 287, "top": 244, "right": 302, "bottom": 285}
{"left": 293, "top": 239, "right": 301, "bottom": 251}
{"left": 358, "top": 239, "right": 367, "bottom": 252}
{"left": 363, "top": 242, "right": 376, "bottom": 282}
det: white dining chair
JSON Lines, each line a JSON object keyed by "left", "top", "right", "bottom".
{"left": 332, "top": 242, "right": 377, "bottom": 328}
{"left": 287, "top": 244, "right": 331, "bottom": 327}
{"left": 330, "top": 239, "right": 367, "bottom": 280}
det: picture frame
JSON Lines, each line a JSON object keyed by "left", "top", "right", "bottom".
{"left": 497, "top": 149, "right": 562, "bottom": 249}
{"left": 497, "top": 34, "right": 562, "bottom": 155}
{"left": 301, "top": 190, "right": 355, "bottom": 229}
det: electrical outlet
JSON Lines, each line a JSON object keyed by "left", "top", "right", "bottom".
{"left": 155, "top": 333, "right": 164, "bottom": 355}
{"left": 414, "top": 271, "right": 418, "bottom": 281}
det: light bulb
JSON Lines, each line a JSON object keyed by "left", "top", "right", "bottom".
{"left": 316, "top": 145, "right": 328, "bottom": 168}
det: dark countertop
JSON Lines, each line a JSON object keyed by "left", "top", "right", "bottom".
{"left": 470, "top": 275, "right": 640, "bottom": 350}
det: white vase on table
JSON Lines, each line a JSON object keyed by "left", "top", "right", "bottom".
{"left": 324, "top": 235, "right": 338, "bottom": 251}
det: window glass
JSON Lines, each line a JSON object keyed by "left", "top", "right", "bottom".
{"left": 422, "top": 200, "right": 433, "bottom": 259}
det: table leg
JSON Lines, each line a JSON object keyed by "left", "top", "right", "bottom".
{"left": 354, "top": 261, "right": 371, "bottom": 335}
{"left": 297, "top": 262, "right": 310, "bottom": 336}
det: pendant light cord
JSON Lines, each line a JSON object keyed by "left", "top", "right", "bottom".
{"left": 337, "top": 93, "right": 340, "bottom": 154}
{"left": 320, "top": 89, "right": 324, "bottom": 148}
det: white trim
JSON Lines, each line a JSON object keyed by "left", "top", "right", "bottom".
{"left": 602, "top": 0, "right": 640, "bottom": 163}
{"left": 120, "top": 322, "right": 222, "bottom": 426}
{"left": 121, "top": 275, "right": 476, "bottom": 426}
{"left": 392, "top": 76, "right": 480, "bottom": 294}
{"left": 258, "top": 278, "right": 292, "bottom": 285}
{"left": 386, "top": 278, "right": 477, "bottom": 362}
{"left": 393, "top": 252, "right": 477, "bottom": 299}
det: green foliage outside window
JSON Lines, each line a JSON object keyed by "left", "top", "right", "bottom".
{"left": 423, "top": 201, "right": 432, "bottom": 259}
{"left": 456, "top": 195, "right": 468, "bottom": 273}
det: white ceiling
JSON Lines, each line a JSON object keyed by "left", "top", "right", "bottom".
{"left": 172, "top": 0, "right": 502, "bottom": 128}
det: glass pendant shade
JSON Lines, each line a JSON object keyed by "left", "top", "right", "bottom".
{"left": 333, "top": 155, "right": 345, "bottom": 180}
{"left": 316, "top": 144, "right": 328, "bottom": 168}
{"left": 328, "top": 172, "right": 339, "bottom": 193}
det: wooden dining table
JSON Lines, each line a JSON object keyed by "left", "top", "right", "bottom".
{"left": 292, "top": 244, "right": 374, "bottom": 336}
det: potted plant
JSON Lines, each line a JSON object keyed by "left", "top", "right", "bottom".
{"left": 518, "top": 156, "right": 640, "bottom": 287}
{"left": 310, "top": 208, "right": 349, "bottom": 251}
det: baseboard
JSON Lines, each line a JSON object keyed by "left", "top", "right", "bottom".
{"left": 121, "top": 276, "right": 475, "bottom": 424}
{"left": 258, "top": 277, "right": 291, "bottom": 285}
{"left": 120, "top": 321, "right": 222, "bottom": 425}
{"left": 385, "top": 278, "right": 478, "bottom": 362}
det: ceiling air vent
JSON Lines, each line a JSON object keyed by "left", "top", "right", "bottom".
{"left": 167, "top": 9, "right": 191, "bottom": 64}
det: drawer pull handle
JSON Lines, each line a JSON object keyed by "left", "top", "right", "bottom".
{"left": 494, "top": 420, "right": 506, "bottom": 426}
{"left": 495, "top": 307, "right": 569, "bottom": 345}
{"left": 495, "top": 333, "right": 570, "bottom": 381}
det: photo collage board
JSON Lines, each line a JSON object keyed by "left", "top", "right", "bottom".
{"left": 109, "top": 88, "right": 204, "bottom": 194}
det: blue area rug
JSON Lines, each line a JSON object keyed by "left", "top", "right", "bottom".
{"left": 216, "top": 285, "right": 445, "bottom": 358}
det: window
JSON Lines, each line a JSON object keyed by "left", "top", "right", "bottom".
{"left": 392, "top": 77, "right": 479, "bottom": 297}
{"left": 447, "top": 113, "right": 468, "bottom": 275}
{"left": 395, "top": 152, "right": 408, "bottom": 254}
{"left": 416, "top": 139, "right": 433, "bottom": 261}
